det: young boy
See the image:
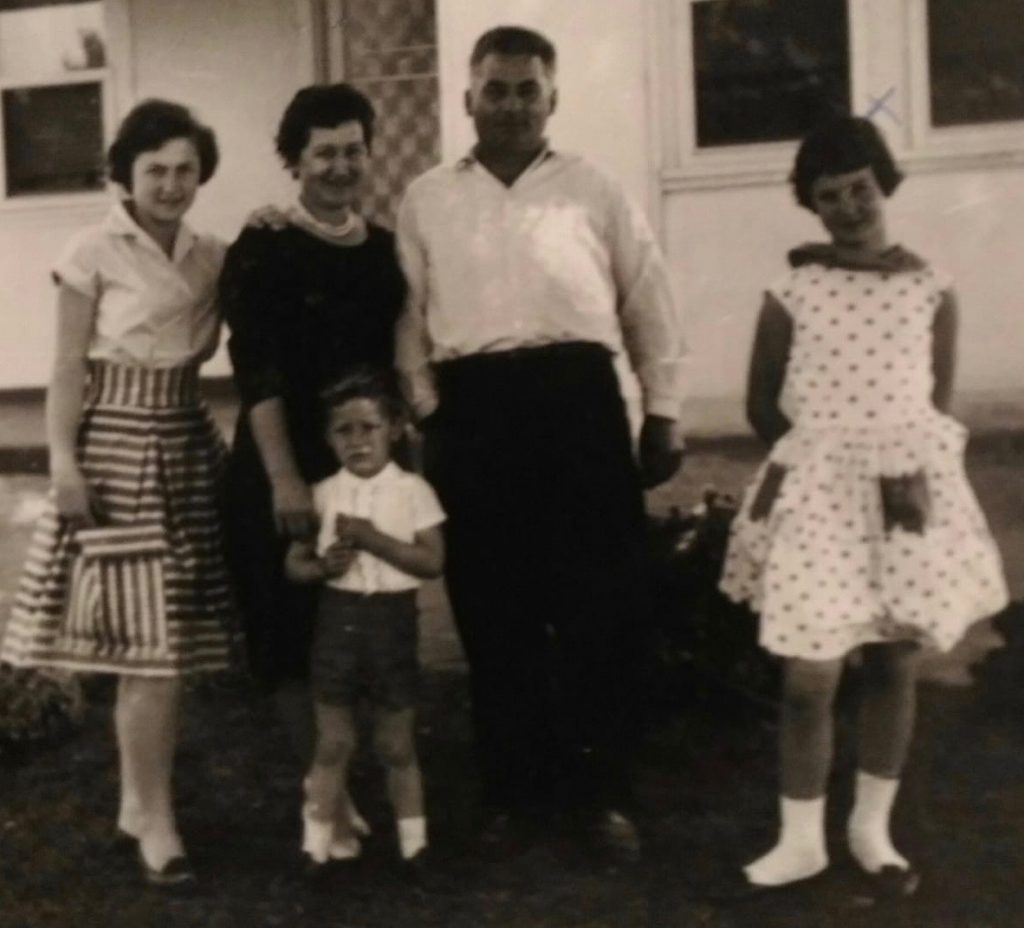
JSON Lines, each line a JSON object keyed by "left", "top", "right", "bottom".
{"left": 285, "top": 368, "right": 445, "bottom": 874}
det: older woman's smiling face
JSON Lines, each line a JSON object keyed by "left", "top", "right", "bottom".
{"left": 295, "top": 120, "right": 368, "bottom": 222}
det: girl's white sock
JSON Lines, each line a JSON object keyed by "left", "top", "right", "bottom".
{"left": 398, "top": 816, "right": 427, "bottom": 860}
{"left": 745, "top": 795, "right": 829, "bottom": 887}
{"left": 847, "top": 771, "right": 909, "bottom": 873}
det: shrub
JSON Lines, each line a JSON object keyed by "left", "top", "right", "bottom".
{"left": 0, "top": 663, "right": 85, "bottom": 755}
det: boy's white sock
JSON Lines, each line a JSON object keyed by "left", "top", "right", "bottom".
{"left": 301, "top": 803, "right": 334, "bottom": 864}
{"left": 744, "top": 795, "right": 828, "bottom": 887}
{"left": 848, "top": 771, "right": 909, "bottom": 873}
{"left": 398, "top": 816, "right": 427, "bottom": 860}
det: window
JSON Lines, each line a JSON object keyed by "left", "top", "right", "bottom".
{"left": 926, "top": 0, "right": 1024, "bottom": 128}
{"left": 692, "top": 0, "right": 850, "bottom": 149}
{"left": 0, "top": 0, "right": 109, "bottom": 199}
{"left": 654, "top": 0, "right": 1024, "bottom": 192}
{"left": 328, "top": 0, "right": 440, "bottom": 226}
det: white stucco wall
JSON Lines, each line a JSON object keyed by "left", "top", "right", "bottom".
{"left": 0, "top": 0, "right": 314, "bottom": 388}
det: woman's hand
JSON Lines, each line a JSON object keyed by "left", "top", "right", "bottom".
{"left": 244, "top": 204, "right": 290, "bottom": 231}
{"left": 53, "top": 466, "right": 102, "bottom": 527}
{"left": 270, "top": 473, "right": 317, "bottom": 539}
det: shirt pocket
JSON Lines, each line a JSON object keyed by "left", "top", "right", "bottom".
{"left": 63, "top": 524, "right": 169, "bottom": 655}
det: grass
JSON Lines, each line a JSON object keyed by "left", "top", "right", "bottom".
{"left": 0, "top": 442, "right": 1022, "bottom": 928}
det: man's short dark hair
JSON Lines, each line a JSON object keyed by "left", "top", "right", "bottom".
{"left": 321, "top": 366, "right": 405, "bottom": 423}
{"left": 791, "top": 115, "right": 904, "bottom": 211}
{"left": 470, "top": 25, "right": 557, "bottom": 72}
{"left": 107, "top": 99, "right": 218, "bottom": 191}
{"left": 275, "top": 83, "right": 376, "bottom": 169}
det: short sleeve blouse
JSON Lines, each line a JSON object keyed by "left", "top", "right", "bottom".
{"left": 54, "top": 201, "right": 225, "bottom": 368}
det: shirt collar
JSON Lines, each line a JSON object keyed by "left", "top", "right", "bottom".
{"left": 340, "top": 460, "right": 400, "bottom": 485}
{"left": 105, "top": 200, "right": 199, "bottom": 264}
{"left": 456, "top": 142, "right": 556, "bottom": 173}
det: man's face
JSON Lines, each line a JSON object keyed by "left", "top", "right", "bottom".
{"left": 465, "top": 53, "right": 556, "bottom": 156}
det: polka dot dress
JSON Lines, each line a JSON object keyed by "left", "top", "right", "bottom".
{"left": 721, "top": 262, "right": 1009, "bottom": 660}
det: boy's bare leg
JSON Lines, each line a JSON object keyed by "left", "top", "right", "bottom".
{"left": 375, "top": 707, "right": 425, "bottom": 859}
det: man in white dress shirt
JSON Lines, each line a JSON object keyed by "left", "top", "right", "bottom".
{"left": 396, "top": 25, "right": 686, "bottom": 862}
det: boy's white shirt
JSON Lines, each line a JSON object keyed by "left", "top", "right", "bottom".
{"left": 312, "top": 462, "right": 445, "bottom": 594}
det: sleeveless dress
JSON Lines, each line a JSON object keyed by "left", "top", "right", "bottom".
{"left": 1, "top": 204, "right": 233, "bottom": 676}
{"left": 720, "top": 254, "right": 1008, "bottom": 660}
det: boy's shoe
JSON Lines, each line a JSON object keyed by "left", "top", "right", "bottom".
{"left": 854, "top": 863, "right": 920, "bottom": 900}
{"left": 585, "top": 809, "right": 642, "bottom": 865}
{"left": 110, "top": 828, "right": 138, "bottom": 857}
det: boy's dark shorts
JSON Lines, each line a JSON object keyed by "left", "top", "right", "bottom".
{"left": 311, "top": 588, "right": 419, "bottom": 709}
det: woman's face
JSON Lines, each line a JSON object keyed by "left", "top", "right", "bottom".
{"left": 294, "top": 120, "right": 368, "bottom": 220}
{"left": 810, "top": 165, "right": 887, "bottom": 252}
{"left": 130, "top": 137, "right": 201, "bottom": 229}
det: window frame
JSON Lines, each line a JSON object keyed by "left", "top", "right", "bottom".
{"left": 0, "top": 0, "right": 130, "bottom": 215}
{"left": 904, "top": 0, "right": 1024, "bottom": 173}
{"left": 652, "top": 0, "right": 1024, "bottom": 194}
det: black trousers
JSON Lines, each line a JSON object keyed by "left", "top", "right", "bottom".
{"left": 424, "top": 342, "right": 650, "bottom": 813}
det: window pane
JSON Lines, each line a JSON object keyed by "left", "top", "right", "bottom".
{"left": 3, "top": 82, "right": 104, "bottom": 195}
{"left": 341, "top": 0, "right": 440, "bottom": 226}
{"left": 928, "top": 0, "right": 1024, "bottom": 127}
{"left": 692, "top": 0, "right": 850, "bottom": 148}
{"left": 0, "top": 0, "right": 105, "bottom": 81}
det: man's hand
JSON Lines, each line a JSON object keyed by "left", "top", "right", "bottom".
{"left": 638, "top": 415, "right": 685, "bottom": 489}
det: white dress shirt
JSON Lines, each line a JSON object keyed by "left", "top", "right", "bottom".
{"left": 53, "top": 201, "right": 224, "bottom": 368}
{"left": 313, "top": 462, "right": 446, "bottom": 594}
{"left": 395, "top": 148, "right": 686, "bottom": 420}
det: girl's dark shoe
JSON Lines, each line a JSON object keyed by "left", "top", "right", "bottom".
{"left": 856, "top": 864, "right": 920, "bottom": 899}
{"left": 141, "top": 853, "right": 196, "bottom": 889}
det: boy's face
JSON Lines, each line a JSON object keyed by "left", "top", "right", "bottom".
{"left": 325, "top": 397, "right": 399, "bottom": 479}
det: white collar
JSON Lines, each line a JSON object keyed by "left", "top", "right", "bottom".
{"left": 105, "top": 200, "right": 198, "bottom": 264}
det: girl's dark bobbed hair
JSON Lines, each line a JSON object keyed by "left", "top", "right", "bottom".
{"left": 275, "top": 83, "right": 376, "bottom": 168}
{"left": 791, "top": 115, "right": 903, "bottom": 211}
{"left": 107, "top": 99, "right": 218, "bottom": 191}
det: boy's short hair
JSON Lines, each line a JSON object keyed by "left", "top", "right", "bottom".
{"left": 107, "top": 99, "right": 218, "bottom": 190}
{"left": 320, "top": 367, "right": 405, "bottom": 423}
{"left": 791, "top": 115, "right": 903, "bottom": 211}
{"left": 275, "top": 83, "right": 376, "bottom": 168}
{"left": 470, "top": 25, "right": 557, "bottom": 73}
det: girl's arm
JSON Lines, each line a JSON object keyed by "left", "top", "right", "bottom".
{"left": 249, "top": 397, "right": 317, "bottom": 539}
{"left": 343, "top": 519, "right": 444, "bottom": 580}
{"left": 47, "top": 286, "right": 101, "bottom": 525}
{"left": 931, "top": 289, "right": 958, "bottom": 414}
{"left": 745, "top": 292, "right": 793, "bottom": 446}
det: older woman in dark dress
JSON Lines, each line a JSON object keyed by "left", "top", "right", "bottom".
{"left": 220, "top": 84, "right": 406, "bottom": 773}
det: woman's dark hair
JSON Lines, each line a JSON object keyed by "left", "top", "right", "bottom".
{"left": 470, "top": 25, "right": 557, "bottom": 72}
{"left": 321, "top": 366, "right": 405, "bottom": 423}
{"left": 275, "top": 83, "right": 376, "bottom": 168}
{"left": 791, "top": 115, "right": 903, "bottom": 211}
{"left": 107, "top": 99, "right": 218, "bottom": 190}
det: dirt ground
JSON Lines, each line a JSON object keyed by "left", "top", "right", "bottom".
{"left": 0, "top": 442, "right": 1022, "bottom": 928}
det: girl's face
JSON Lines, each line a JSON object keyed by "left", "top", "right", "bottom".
{"left": 294, "top": 121, "right": 368, "bottom": 221}
{"left": 325, "top": 397, "right": 400, "bottom": 479}
{"left": 129, "top": 137, "right": 201, "bottom": 229}
{"left": 810, "top": 165, "right": 887, "bottom": 252}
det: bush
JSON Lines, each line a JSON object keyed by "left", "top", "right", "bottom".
{"left": 647, "top": 490, "right": 780, "bottom": 719}
{"left": 0, "top": 663, "right": 85, "bottom": 755}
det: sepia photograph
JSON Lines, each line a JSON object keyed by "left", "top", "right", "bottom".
{"left": 0, "top": 1, "right": 1022, "bottom": 925}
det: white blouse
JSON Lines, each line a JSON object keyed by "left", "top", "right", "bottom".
{"left": 53, "top": 201, "right": 225, "bottom": 368}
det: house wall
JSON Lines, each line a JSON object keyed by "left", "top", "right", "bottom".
{"left": 2, "top": 0, "right": 1022, "bottom": 436}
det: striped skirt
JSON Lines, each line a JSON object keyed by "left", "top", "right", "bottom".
{"left": 1, "top": 361, "right": 233, "bottom": 676}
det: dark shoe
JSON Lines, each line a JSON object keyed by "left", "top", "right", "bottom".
{"left": 110, "top": 829, "right": 138, "bottom": 857}
{"left": 141, "top": 853, "right": 196, "bottom": 889}
{"left": 587, "top": 809, "right": 642, "bottom": 865}
{"left": 855, "top": 864, "right": 920, "bottom": 900}
{"left": 699, "top": 866, "right": 827, "bottom": 905}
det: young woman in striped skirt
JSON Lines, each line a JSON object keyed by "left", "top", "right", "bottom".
{"left": 0, "top": 100, "right": 233, "bottom": 887}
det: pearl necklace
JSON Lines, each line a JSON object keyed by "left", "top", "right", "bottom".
{"left": 288, "top": 198, "right": 364, "bottom": 244}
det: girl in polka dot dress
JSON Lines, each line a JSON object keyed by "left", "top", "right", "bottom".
{"left": 720, "top": 116, "right": 1008, "bottom": 896}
